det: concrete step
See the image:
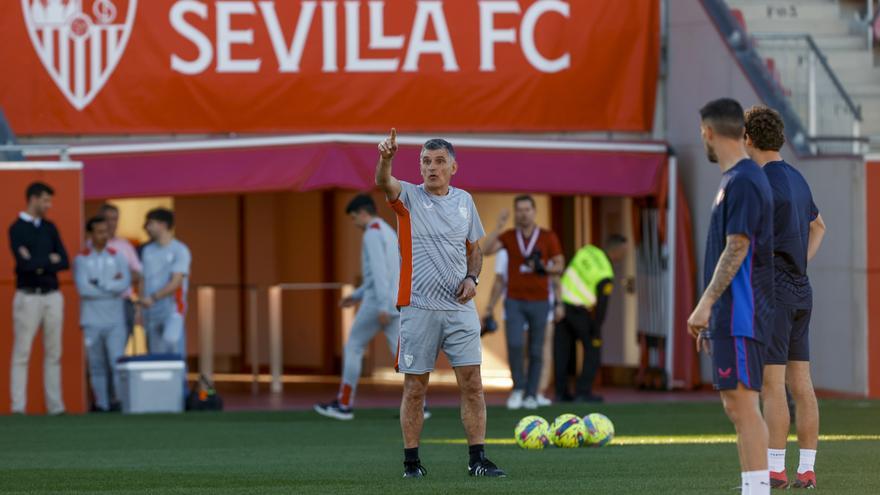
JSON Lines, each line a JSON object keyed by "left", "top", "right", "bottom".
{"left": 825, "top": 51, "right": 875, "bottom": 69}
{"left": 847, "top": 84, "right": 880, "bottom": 98}
{"left": 861, "top": 123, "right": 880, "bottom": 137}
{"left": 746, "top": 18, "right": 852, "bottom": 36}
{"left": 726, "top": 1, "right": 841, "bottom": 21}
{"left": 812, "top": 34, "right": 868, "bottom": 50}
{"left": 834, "top": 67, "right": 880, "bottom": 85}
{"left": 854, "top": 98, "right": 880, "bottom": 134}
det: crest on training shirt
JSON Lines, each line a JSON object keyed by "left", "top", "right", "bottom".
{"left": 458, "top": 205, "right": 469, "bottom": 220}
{"left": 22, "top": 0, "right": 138, "bottom": 110}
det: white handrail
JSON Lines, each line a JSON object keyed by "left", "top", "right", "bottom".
{"left": 665, "top": 156, "right": 678, "bottom": 389}
{"left": 197, "top": 287, "right": 215, "bottom": 383}
{"left": 0, "top": 161, "right": 81, "bottom": 170}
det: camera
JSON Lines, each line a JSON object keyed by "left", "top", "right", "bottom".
{"left": 481, "top": 315, "right": 498, "bottom": 337}
{"left": 526, "top": 249, "right": 547, "bottom": 276}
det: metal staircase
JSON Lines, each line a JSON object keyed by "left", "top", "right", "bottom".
{"left": 726, "top": 0, "right": 877, "bottom": 153}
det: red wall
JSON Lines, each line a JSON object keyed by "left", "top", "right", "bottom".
{"left": 867, "top": 159, "right": 880, "bottom": 398}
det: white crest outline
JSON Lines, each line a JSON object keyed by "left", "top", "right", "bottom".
{"left": 22, "top": 0, "right": 137, "bottom": 110}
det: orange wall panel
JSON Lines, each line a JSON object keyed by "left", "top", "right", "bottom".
{"left": 277, "top": 192, "right": 326, "bottom": 370}
{"left": 175, "top": 196, "right": 242, "bottom": 358}
{"left": 867, "top": 160, "right": 880, "bottom": 398}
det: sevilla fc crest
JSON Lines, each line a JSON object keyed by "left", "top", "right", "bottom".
{"left": 22, "top": 0, "right": 137, "bottom": 110}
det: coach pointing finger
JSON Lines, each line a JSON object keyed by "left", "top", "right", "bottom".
{"left": 376, "top": 130, "right": 506, "bottom": 479}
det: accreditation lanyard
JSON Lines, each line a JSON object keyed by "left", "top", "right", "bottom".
{"left": 516, "top": 228, "right": 540, "bottom": 259}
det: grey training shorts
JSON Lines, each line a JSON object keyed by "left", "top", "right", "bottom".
{"left": 396, "top": 305, "right": 482, "bottom": 374}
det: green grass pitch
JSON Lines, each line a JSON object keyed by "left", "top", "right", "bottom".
{"left": 1, "top": 399, "right": 878, "bottom": 494}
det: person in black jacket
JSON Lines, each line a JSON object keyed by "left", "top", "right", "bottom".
{"left": 8, "top": 182, "right": 69, "bottom": 415}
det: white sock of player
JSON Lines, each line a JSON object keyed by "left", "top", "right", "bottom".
{"left": 741, "top": 470, "right": 770, "bottom": 495}
{"left": 767, "top": 449, "right": 786, "bottom": 472}
{"left": 798, "top": 449, "right": 817, "bottom": 474}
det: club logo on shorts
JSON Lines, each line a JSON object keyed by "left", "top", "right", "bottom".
{"left": 717, "top": 367, "right": 732, "bottom": 379}
{"left": 23, "top": 0, "right": 138, "bottom": 110}
{"left": 404, "top": 354, "right": 414, "bottom": 367}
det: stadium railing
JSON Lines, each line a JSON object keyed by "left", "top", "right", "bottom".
{"left": 701, "top": 0, "right": 865, "bottom": 156}
{"left": 195, "top": 283, "right": 355, "bottom": 395}
{"left": 751, "top": 34, "right": 863, "bottom": 156}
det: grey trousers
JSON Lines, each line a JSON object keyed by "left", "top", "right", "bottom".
{"left": 11, "top": 290, "right": 65, "bottom": 414}
{"left": 83, "top": 325, "right": 127, "bottom": 410}
{"left": 339, "top": 304, "right": 399, "bottom": 407}
{"left": 145, "top": 311, "right": 186, "bottom": 356}
{"left": 504, "top": 298, "right": 550, "bottom": 397}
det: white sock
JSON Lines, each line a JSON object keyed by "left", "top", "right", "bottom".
{"left": 798, "top": 449, "right": 817, "bottom": 474}
{"left": 742, "top": 470, "right": 770, "bottom": 495}
{"left": 767, "top": 449, "right": 786, "bottom": 473}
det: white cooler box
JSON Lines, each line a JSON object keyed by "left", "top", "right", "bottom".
{"left": 116, "top": 355, "right": 186, "bottom": 414}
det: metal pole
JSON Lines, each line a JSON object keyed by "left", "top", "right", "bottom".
{"left": 268, "top": 285, "right": 283, "bottom": 394}
{"left": 622, "top": 198, "right": 639, "bottom": 365}
{"left": 248, "top": 287, "right": 259, "bottom": 395}
{"left": 853, "top": 116, "right": 870, "bottom": 155}
{"left": 808, "top": 51, "right": 818, "bottom": 137}
{"left": 665, "top": 157, "right": 678, "bottom": 389}
{"left": 197, "top": 287, "right": 215, "bottom": 382}
{"left": 868, "top": 0, "right": 874, "bottom": 49}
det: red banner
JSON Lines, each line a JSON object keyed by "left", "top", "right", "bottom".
{"left": 2, "top": 1, "right": 660, "bottom": 135}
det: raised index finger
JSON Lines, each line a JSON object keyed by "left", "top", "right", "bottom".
{"left": 390, "top": 128, "right": 397, "bottom": 146}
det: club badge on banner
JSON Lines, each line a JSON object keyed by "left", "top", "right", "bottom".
{"left": 3, "top": 0, "right": 660, "bottom": 134}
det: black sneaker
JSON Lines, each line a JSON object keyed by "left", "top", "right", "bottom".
{"left": 313, "top": 400, "right": 354, "bottom": 421}
{"left": 468, "top": 453, "right": 507, "bottom": 478}
{"left": 576, "top": 394, "right": 605, "bottom": 403}
{"left": 403, "top": 461, "right": 427, "bottom": 478}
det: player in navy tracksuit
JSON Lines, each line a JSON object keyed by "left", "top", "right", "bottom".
{"left": 688, "top": 98, "right": 774, "bottom": 495}
{"left": 744, "top": 106, "right": 825, "bottom": 489}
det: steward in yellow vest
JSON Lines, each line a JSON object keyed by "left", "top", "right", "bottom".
{"left": 554, "top": 235, "right": 628, "bottom": 403}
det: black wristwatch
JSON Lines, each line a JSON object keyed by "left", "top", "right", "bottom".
{"left": 465, "top": 275, "right": 479, "bottom": 286}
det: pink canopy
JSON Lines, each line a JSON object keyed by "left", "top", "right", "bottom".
{"left": 58, "top": 135, "right": 699, "bottom": 389}
{"left": 69, "top": 137, "right": 669, "bottom": 199}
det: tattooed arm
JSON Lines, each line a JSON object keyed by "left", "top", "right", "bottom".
{"left": 687, "top": 234, "right": 751, "bottom": 339}
{"left": 702, "top": 234, "right": 751, "bottom": 306}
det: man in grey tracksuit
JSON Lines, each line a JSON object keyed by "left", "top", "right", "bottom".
{"left": 315, "top": 194, "right": 400, "bottom": 420}
{"left": 74, "top": 215, "right": 131, "bottom": 412}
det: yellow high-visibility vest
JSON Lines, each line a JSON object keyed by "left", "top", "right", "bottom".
{"left": 561, "top": 245, "right": 614, "bottom": 308}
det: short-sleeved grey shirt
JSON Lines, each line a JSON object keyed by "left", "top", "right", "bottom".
{"left": 142, "top": 239, "right": 191, "bottom": 318}
{"left": 389, "top": 181, "right": 484, "bottom": 311}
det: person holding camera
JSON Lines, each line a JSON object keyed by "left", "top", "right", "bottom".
{"left": 483, "top": 196, "right": 564, "bottom": 410}
{"left": 554, "top": 235, "right": 628, "bottom": 403}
